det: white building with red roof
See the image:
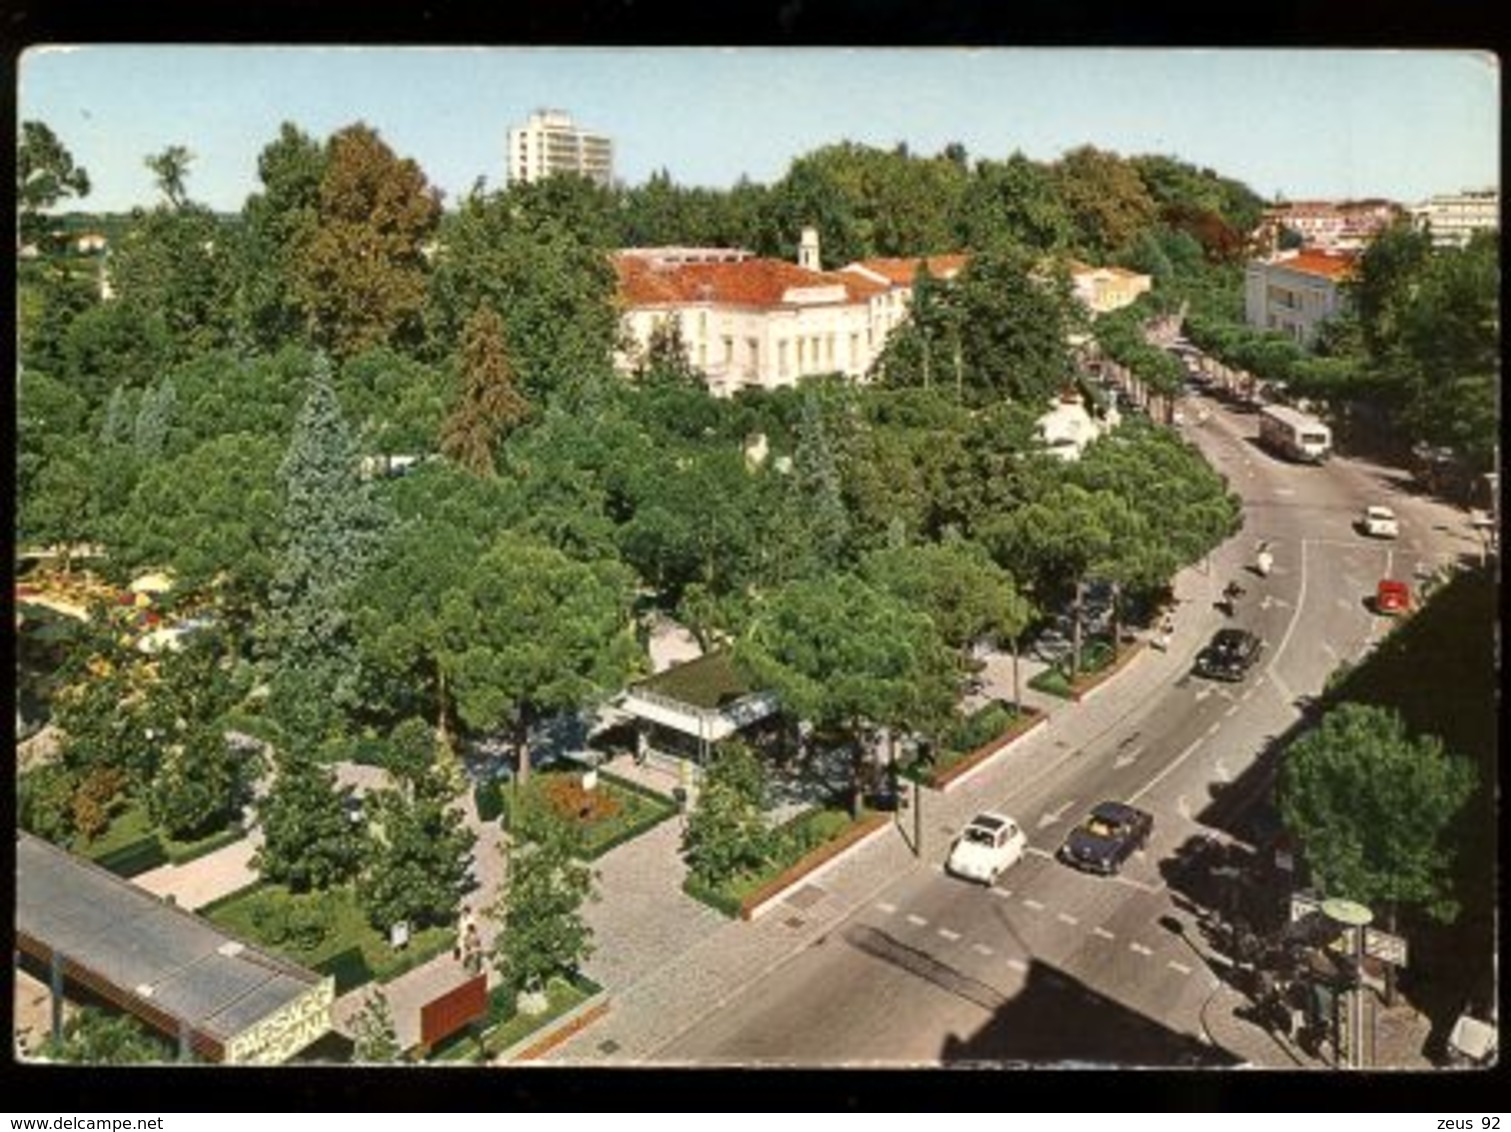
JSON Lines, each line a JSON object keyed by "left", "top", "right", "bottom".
{"left": 1244, "top": 249, "right": 1357, "bottom": 346}
{"left": 615, "top": 228, "right": 959, "bottom": 396}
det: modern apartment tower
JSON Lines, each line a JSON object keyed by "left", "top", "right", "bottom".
{"left": 507, "top": 109, "right": 614, "bottom": 186}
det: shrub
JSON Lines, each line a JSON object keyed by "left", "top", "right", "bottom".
{"left": 474, "top": 778, "right": 504, "bottom": 824}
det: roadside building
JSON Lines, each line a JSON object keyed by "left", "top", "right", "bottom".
{"left": 1409, "top": 188, "right": 1499, "bottom": 247}
{"left": 616, "top": 650, "right": 781, "bottom": 773}
{"left": 1243, "top": 249, "right": 1357, "bottom": 346}
{"left": 1066, "top": 260, "right": 1152, "bottom": 316}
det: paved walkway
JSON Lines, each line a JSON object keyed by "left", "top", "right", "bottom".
{"left": 132, "top": 829, "right": 263, "bottom": 910}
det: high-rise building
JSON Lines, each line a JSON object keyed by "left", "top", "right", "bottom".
{"left": 506, "top": 109, "right": 613, "bottom": 186}
{"left": 1409, "top": 188, "right": 1499, "bottom": 247}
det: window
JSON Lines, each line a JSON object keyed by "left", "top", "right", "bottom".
{"left": 825, "top": 334, "right": 835, "bottom": 366}
{"left": 849, "top": 332, "right": 860, "bottom": 366}
{"left": 698, "top": 311, "right": 708, "bottom": 339}
{"left": 723, "top": 336, "right": 734, "bottom": 366}
{"left": 778, "top": 340, "right": 788, "bottom": 377}
{"left": 796, "top": 338, "right": 806, "bottom": 372}
{"left": 748, "top": 337, "right": 760, "bottom": 375}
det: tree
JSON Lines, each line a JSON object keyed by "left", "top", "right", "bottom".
{"left": 38, "top": 1006, "right": 170, "bottom": 1065}
{"left": 146, "top": 723, "right": 252, "bottom": 840}
{"left": 292, "top": 123, "right": 442, "bottom": 357}
{"left": 253, "top": 752, "right": 364, "bottom": 892}
{"left": 682, "top": 742, "right": 773, "bottom": 887}
{"left": 953, "top": 152, "right": 1073, "bottom": 253}
{"left": 17, "top": 120, "right": 91, "bottom": 248}
{"left": 350, "top": 989, "right": 401, "bottom": 1062}
{"left": 491, "top": 812, "right": 595, "bottom": 996}
{"left": 146, "top": 145, "right": 194, "bottom": 209}
{"left": 439, "top": 306, "right": 530, "bottom": 477}
{"left": 1053, "top": 145, "right": 1159, "bottom": 261}
{"left": 357, "top": 773, "right": 476, "bottom": 934}
{"left": 438, "top": 533, "right": 639, "bottom": 784}
{"left": 790, "top": 389, "right": 851, "bottom": 570}
{"left": 736, "top": 573, "right": 957, "bottom": 817}
{"left": 234, "top": 122, "right": 328, "bottom": 350}
{"left": 263, "top": 354, "right": 392, "bottom": 739}
{"left": 1278, "top": 702, "right": 1476, "bottom": 923}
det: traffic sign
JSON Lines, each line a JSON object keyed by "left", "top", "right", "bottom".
{"left": 1363, "top": 926, "right": 1408, "bottom": 967}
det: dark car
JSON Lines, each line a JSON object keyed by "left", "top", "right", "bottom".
{"left": 1194, "top": 628, "right": 1263, "bottom": 681}
{"left": 1058, "top": 801, "right": 1154, "bottom": 875}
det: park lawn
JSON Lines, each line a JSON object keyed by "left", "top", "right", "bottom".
{"left": 500, "top": 768, "right": 677, "bottom": 858}
{"left": 203, "top": 882, "right": 453, "bottom": 994}
{"left": 74, "top": 796, "right": 245, "bottom": 876}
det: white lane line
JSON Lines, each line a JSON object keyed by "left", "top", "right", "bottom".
{"left": 1168, "top": 960, "right": 1194, "bottom": 976}
{"left": 1224, "top": 703, "right": 1240, "bottom": 718}
{"left": 1056, "top": 912, "right": 1079, "bottom": 926}
{"left": 1241, "top": 687, "right": 1255, "bottom": 702}
{"left": 938, "top": 928, "right": 962, "bottom": 942}
{"left": 906, "top": 913, "right": 928, "bottom": 927}
{"left": 876, "top": 902, "right": 897, "bottom": 915}
{"left": 1335, "top": 597, "right": 1355, "bottom": 612}
{"left": 992, "top": 887, "right": 1015, "bottom": 899}
{"left": 1023, "top": 898, "right": 1046, "bottom": 912}
{"left": 1006, "top": 957, "right": 1028, "bottom": 973}
{"left": 1128, "top": 738, "right": 1204, "bottom": 805}
{"left": 1023, "top": 846, "right": 1054, "bottom": 861}
{"left": 1206, "top": 721, "right": 1221, "bottom": 736}
{"left": 1092, "top": 926, "right": 1116, "bottom": 940}
{"left": 1321, "top": 641, "right": 1340, "bottom": 660}
{"left": 1130, "top": 942, "right": 1154, "bottom": 957}
{"left": 1266, "top": 537, "right": 1310, "bottom": 676}
{"left": 972, "top": 943, "right": 994, "bottom": 957}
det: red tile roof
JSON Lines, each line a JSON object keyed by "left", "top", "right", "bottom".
{"left": 615, "top": 254, "right": 889, "bottom": 308}
{"left": 1271, "top": 250, "right": 1358, "bottom": 281}
{"left": 846, "top": 254, "right": 968, "bottom": 286}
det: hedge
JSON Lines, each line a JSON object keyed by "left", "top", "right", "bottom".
{"left": 163, "top": 823, "right": 246, "bottom": 866}
{"left": 91, "top": 836, "right": 168, "bottom": 878}
{"left": 681, "top": 874, "right": 745, "bottom": 919}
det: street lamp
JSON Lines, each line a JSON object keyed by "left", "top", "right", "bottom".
{"left": 1321, "top": 897, "right": 1373, "bottom": 1069}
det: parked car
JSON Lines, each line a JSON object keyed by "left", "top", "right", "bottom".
{"left": 1359, "top": 505, "right": 1400, "bottom": 539}
{"left": 1194, "top": 627, "right": 1263, "bottom": 681}
{"left": 1058, "top": 801, "right": 1153, "bottom": 875}
{"left": 1375, "top": 579, "right": 1411, "bottom": 615}
{"left": 946, "top": 812, "right": 1028, "bottom": 884}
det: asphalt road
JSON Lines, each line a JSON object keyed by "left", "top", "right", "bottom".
{"left": 654, "top": 386, "right": 1479, "bottom": 1067}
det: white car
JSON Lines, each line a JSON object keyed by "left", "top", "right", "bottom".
{"left": 946, "top": 812, "right": 1027, "bottom": 884}
{"left": 1360, "top": 505, "right": 1400, "bottom": 539}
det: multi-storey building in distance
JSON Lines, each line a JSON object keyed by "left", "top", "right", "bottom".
{"left": 1244, "top": 249, "right": 1357, "bottom": 346}
{"left": 507, "top": 109, "right": 614, "bottom": 186}
{"left": 1409, "top": 188, "right": 1499, "bottom": 247}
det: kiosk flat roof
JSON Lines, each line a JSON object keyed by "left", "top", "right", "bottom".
{"left": 16, "top": 832, "right": 322, "bottom": 1045}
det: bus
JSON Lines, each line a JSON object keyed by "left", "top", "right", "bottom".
{"left": 1258, "top": 405, "right": 1332, "bottom": 463}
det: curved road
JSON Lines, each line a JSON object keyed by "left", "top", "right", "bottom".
{"left": 651, "top": 385, "right": 1479, "bottom": 1067}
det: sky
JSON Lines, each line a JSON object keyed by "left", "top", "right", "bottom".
{"left": 18, "top": 47, "right": 1501, "bottom": 214}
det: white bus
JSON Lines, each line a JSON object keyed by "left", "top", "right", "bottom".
{"left": 1258, "top": 405, "right": 1332, "bottom": 463}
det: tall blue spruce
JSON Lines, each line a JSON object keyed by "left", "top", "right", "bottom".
{"left": 264, "top": 352, "right": 391, "bottom": 743}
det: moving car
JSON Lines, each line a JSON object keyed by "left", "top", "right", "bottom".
{"left": 1193, "top": 627, "right": 1264, "bottom": 681}
{"left": 1375, "top": 579, "right": 1411, "bottom": 615}
{"left": 946, "top": 812, "right": 1027, "bottom": 884}
{"left": 1359, "top": 505, "right": 1400, "bottom": 539}
{"left": 1058, "top": 801, "right": 1153, "bottom": 875}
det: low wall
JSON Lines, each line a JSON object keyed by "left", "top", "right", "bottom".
{"left": 741, "top": 812, "right": 892, "bottom": 922}
{"left": 929, "top": 707, "right": 1047, "bottom": 793}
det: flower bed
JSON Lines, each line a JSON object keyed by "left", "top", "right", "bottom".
{"left": 682, "top": 805, "right": 890, "bottom": 921}
{"left": 922, "top": 705, "right": 1046, "bottom": 791}
{"left": 1029, "top": 639, "right": 1143, "bottom": 702}
{"left": 498, "top": 768, "right": 677, "bottom": 859}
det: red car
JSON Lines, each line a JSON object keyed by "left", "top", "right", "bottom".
{"left": 1375, "top": 579, "right": 1411, "bottom": 615}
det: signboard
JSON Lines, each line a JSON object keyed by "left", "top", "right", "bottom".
{"left": 420, "top": 973, "right": 489, "bottom": 1050}
{"left": 390, "top": 920, "right": 410, "bottom": 950}
{"left": 1363, "top": 926, "right": 1408, "bottom": 967}
{"left": 224, "top": 976, "right": 335, "bottom": 1065}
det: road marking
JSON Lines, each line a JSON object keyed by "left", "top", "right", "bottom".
{"left": 938, "top": 928, "right": 962, "bottom": 942}
{"left": 1036, "top": 800, "right": 1076, "bottom": 830}
{"left": 906, "top": 913, "right": 928, "bottom": 927}
{"left": 1006, "top": 957, "right": 1028, "bottom": 973}
{"left": 1213, "top": 759, "right": 1232, "bottom": 783}
{"left": 972, "top": 943, "right": 994, "bottom": 956}
{"left": 1266, "top": 538, "right": 1310, "bottom": 681}
{"left": 1168, "top": 960, "right": 1194, "bottom": 976}
{"left": 1023, "top": 898, "right": 1045, "bottom": 912}
{"left": 1129, "top": 738, "right": 1204, "bottom": 805}
{"left": 876, "top": 902, "right": 897, "bottom": 915}
{"left": 1113, "top": 746, "right": 1144, "bottom": 769}
{"left": 1194, "top": 686, "right": 1213, "bottom": 702}
{"left": 1092, "top": 926, "right": 1116, "bottom": 940}
{"left": 1206, "top": 721, "right": 1221, "bottom": 737}
{"left": 1056, "top": 912, "right": 1079, "bottom": 926}
{"left": 1130, "top": 942, "right": 1154, "bottom": 957}
{"left": 1176, "top": 794, "right": 1191, "bottom": 819}
{"left": 1321, "top": 641, "right": 1340, "bottom": 660}
{"left": 1335, "top": 597, "right": 1355, "bottom": 612}
{"left": 1224, "top": 703, "right": 1240, "bottom": 718}
{"left": 992, "top": 887, "right": 1015, "bottom": 898}
{"left": 1274, "top": 487, "right": 1295, "bottom": 496}
{"left": 1241, "top": 687, "right": 1255, "bottom": 701}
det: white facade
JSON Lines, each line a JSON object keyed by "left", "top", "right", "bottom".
{"left": 1244, "top": 251, "right": 1355, "bottom": 346}
{"left": 507, "top": 109, "right": 613, "bottom": 186}
{"left": 1036, "top": 395, "right": 1120, "bottom": 461}
{"left": 1410, "top": 189, "right": 1499, "bottom": 247}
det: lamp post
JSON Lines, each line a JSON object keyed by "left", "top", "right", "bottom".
{"left": 1322, "top": 897, "right": 1373, "bottom": 1069}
